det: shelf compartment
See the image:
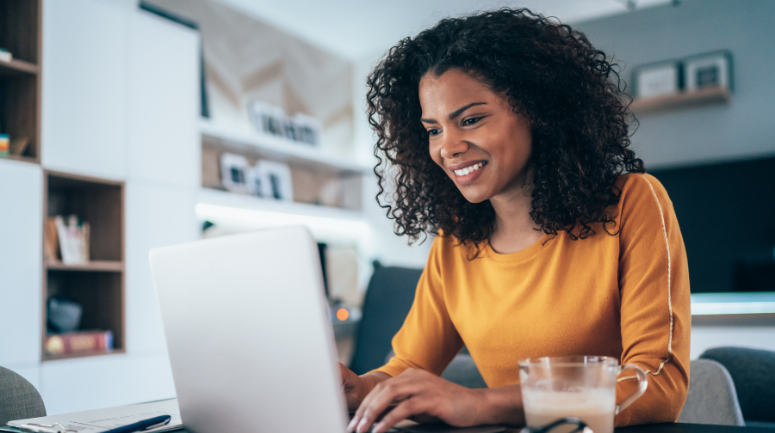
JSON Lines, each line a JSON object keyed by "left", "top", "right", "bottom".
{"left": 630, "top": 87, "right": 732, "bottom": 114}
{"left": 47, "top": 260, "right": 125, "bottom": 272}
{"left": 46, "top": 172, "right": 124, "bottom": 262}
{"left": 43, "top": 171, "right": 125, "bottom": 362}
{"left": 44, "top": 270, "right": 125, "bottom": 361}
{"left": 0, "top": 0, "right": 41, "bottom": 65}
{"left": 0, "top": 71, "right": 38, "bottom": 161}
{"left": 202, "top": 129, "right": 366, "bottom": 212}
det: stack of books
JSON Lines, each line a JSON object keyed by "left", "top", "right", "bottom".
{"left": 45, "top": 215, "right": 90, "bottom": 264}
{"left": 45, "top": 330, "right": 113, "bottom": 357}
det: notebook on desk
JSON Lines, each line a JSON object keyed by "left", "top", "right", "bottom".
{"left": 5, "top": 399, "right": 182, "bottom": 433}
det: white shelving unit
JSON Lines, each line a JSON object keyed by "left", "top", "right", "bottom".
{"left": 199, "top": 119, "right": 372, "bottom": 243}
{"left": 200, "top": 119, "right": 371, "bottom": 175}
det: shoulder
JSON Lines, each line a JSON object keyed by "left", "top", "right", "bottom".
{"left": 613, "top": 173, "right": 678, "bottom": 233}
{"left": 615, "top": 173, "right": 674, "bottom": 213}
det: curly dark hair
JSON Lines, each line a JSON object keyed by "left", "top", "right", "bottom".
{"left": 366, "top": 8, "right": 645, "bottom": 246}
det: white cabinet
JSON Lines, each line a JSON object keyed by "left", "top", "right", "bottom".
{"left": 0, "top": 160, "right": 43, "bottom": 366}
{"left": 41, "top": 0, "right": 128, "bottom": 179}
{"left": 127, "top": 11, "right": 200, "bottom": 188}
{"left": 125, "top": 182, "right": 197, "bottom": 355}
{"left": 41, "top": 354, "right": 176, "bottom": 415}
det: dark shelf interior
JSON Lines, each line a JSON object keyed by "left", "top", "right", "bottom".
{"left": 43, "top": 172, "right": 125, "bottom": 361}
{"left": 0, "top": 0, "right": 40, "bottom": 64}
{"left": 0, "top": 0, "right": 40, "bottom": 161}
{"left": 46, "top": 270, "right": 125, "bottom": 355}
{"left": 47, "top": 174, "right": 124, "bottom": 262}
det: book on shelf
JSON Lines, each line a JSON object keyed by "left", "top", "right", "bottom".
{"left": 54, "top": 215, "right": 90, "bottom": 265}
{"left": 0, "top": 134, "right": 8, "bottom": 157}
{"left": 44, "top": 217, "right": 60, "bottom": 263}
{"left": 45, "top": 330, "right": 113, "bottom": 356}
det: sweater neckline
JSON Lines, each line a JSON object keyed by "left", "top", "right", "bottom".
{"left": 481, "top": 232, "right": 556, "bottom": 263}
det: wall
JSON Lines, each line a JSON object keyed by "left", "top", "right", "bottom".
{"left": 147, "top": 0, "right": 355, "bottom": 157}
{"left": 576, "top": 0, "right": 775, "bottom": 357}
{"left": 576, "top": 0, "right": 775, "bottom": 169}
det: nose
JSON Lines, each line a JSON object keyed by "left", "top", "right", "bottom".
{"left": 438, "top": 130, "right": 469, "bottom": 160}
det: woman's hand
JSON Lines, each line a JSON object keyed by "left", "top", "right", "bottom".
{"left": 339, "top": 363, "right": 391, "bottom": 412}
{"left": 346, "top": 368, "right": 487, "bottom": 433}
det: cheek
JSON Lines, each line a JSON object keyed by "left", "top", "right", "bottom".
{"left": 429, "top": 141, "right": 444, "bottom": 168}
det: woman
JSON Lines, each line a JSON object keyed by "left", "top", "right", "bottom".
{"left": 340, "top": 8, "right": 690, "bottom": 432}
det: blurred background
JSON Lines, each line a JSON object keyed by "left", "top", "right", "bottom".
{"left": 0, "top": 0, "right": 773, "bottom": 416}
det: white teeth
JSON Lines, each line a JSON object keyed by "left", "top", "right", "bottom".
{"left": 453, "top": 162, "right": 485, "bottom": 176}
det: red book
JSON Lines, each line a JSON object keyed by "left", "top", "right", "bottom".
{"left": 45, "top": 331, "right": 113, "bottom": 356}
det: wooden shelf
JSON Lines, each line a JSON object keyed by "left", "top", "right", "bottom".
{"left": 47, "top": 261, "right": 124, "bottom": 272}
{"left": 44, "top": 348, "right": 125, "bottom": 362}
{"left": 2, "top": 154, "right": 40, "bottom": 164}
{"left": 630, "top": 87, "right": 732, "bottom": 114}
{"left": 0, "top": 59, "right": 39, "bottom": 76}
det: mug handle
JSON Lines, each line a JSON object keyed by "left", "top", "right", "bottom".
{"left": 615, "top": 363, "right": 648, "bottom": 415}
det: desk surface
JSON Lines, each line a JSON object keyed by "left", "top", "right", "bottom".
{"left": 617, "top": 423, "right": 773, "bottom": 432}
{"left": 178, "top": 423, "right": 772, "bottom": 433}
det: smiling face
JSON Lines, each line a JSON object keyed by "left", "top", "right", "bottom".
{"left": 420, "top": 68, "right": 533, "bottom": 204}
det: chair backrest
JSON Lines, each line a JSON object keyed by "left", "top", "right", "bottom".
{"left": 678, "top": 359, "right": 744, "bottom": 426}
{"left": 348, "top": 264, "right": 423, "bottom": 375}
{"left": 700, "top": 346, "right": 775, "bottom": 423}
{"left": 0, "top": 367, "right": 46, "bottom": 425}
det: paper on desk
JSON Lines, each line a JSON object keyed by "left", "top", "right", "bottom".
{"left": 8, "top": 399, "right": 182, "bottom": 433}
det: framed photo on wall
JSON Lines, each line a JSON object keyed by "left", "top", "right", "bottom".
{"left": 683, "top": 50, "right": 732, "bottom": 92}
{"left": 633, "top": 60, "right": 683, "bottom": 99}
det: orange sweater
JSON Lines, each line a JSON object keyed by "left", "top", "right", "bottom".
{"left": 374, "top": 173, "right": 690, "bottom": 426}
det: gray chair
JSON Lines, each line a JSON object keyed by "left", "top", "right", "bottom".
{"left": 678, "top": 359, "right": 744, "bottom": 426}
{"left": 700, "top": 347, "right": 775, "bottom": 428}
{"left": 0, "top": 366, "right": 46, "bottom": 425}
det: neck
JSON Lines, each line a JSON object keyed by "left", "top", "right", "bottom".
{"left": 487, "top": 170, "right": 543, "bottom": 253}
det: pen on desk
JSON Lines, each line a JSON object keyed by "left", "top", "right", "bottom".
{"left": 101, "top": 415, "right": 171, "bottom": 433}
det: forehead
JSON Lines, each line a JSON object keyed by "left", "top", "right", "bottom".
{"left": 419, "top": 69, "right": 499, "bottom": 115}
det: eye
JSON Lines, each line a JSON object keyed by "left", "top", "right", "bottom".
{"left": 462, "top": 116, "right": 483, "bottom": 126}
{"left": 426, "top": 128, "right": 441, "bottom": 136}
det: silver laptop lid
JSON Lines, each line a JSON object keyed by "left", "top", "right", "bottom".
{"left": 150, "top": 226, "right": 347, "bottom": 433}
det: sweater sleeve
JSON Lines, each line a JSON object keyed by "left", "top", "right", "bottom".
{"left": 370, "top": 236, "right": 464, "bottom": 378}
{"left": 614, "top": 174, "right": 691, "bottom": 426}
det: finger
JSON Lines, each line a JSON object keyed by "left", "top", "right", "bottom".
{"left": 354, "top": 379, "right": 419, "bottom": 433}
{"left": 373, "top": 398, "right": 431, "bottom": 433}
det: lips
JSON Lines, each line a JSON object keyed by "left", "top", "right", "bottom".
{"left": 449, "top": 161, "right": 488, "bottom": 186}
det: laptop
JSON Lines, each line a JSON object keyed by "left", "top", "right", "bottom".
{"left": 149, "top": 226, "right": 347, "bottom": 433}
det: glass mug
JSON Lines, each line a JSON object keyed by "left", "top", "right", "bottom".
{"left": 519, "top": 356, "right": 648, "bottom": 433}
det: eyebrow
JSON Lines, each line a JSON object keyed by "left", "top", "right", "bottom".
{"left": 420, "top": 102, "right": 487, "bottom": 124}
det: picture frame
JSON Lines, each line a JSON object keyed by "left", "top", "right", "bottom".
{"left": 220, "top": 153, "right": 254, "bottom": 194}
{"left": 683, "top": 50, "right": 733, "bottom": 92}
{"left": 254, "top": 160, "right": 294, "bottom": 201}
{"left": 248, "top": 99, "right": 322, "bottom": 147}
{"left": 633, "top": 60, "right": 683, "bottom": 99}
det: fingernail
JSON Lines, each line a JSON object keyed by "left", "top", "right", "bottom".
{"left": 347, "top": 417, "right": 358, "bottom": 432}
{"left": 357, "top": 418, "right": 369, "bottom": 433}
{"left": 373, "top": 422, "right": 386, "bottom": 433}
